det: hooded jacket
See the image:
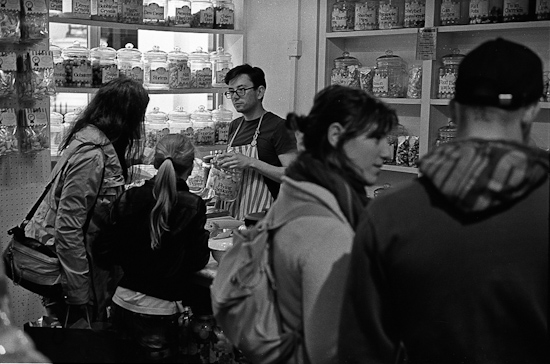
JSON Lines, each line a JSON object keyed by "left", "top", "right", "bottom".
{"left": 339, "top": 139, "right": 549, "bottom": 364}
{"left": 270, "top": 176, "right": 354, "bottom": 364}
{"left": 25, "top": 125, "right": 125, "bottom": 305}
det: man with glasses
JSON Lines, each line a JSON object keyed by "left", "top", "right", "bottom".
{"left": 215, "top": 64, "right": 297, "bottom": 220}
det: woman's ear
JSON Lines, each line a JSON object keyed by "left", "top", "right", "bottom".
{"left": 328, "top": 122, "right": 344, "bottom": 147}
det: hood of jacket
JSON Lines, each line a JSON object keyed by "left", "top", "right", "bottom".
{"left": 269, "top": 176, "right": 351, "bottom": 228}
{"left": 419, "top": 138, "right": 549, "bottom": 214}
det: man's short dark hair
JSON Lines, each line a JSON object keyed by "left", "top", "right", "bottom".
{"left": 224, "top": 64, "right": 267, "bottom": 89}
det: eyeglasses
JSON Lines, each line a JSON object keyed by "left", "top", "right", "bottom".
{"left": 224, "top": 86, "right": 256, "bottom": 99}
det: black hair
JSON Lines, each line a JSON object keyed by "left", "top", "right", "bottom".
{"left": 286, "top": 85, "right": 398, "bottom": 180}
{"left": 60, "top": 77, "right": 150, "bottom": 179}
{"left": 224, "top": 63, "right": 267, "bottom": 89}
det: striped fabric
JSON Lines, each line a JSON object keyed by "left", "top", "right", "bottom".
{"left": 419, "top": 139, "right": 549, "bottom": 213}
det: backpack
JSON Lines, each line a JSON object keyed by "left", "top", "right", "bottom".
{"left": 211, "top": 207, "right": 319, "bottom": 364}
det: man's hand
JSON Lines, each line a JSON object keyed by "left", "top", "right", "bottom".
{"left": 217, "top": 152, "right": 253, "bottom": 170}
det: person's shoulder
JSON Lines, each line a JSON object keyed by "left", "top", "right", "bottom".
{"left": 265, "top": 112, "right": 286, "bottom": 124}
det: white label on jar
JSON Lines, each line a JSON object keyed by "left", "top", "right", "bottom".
{"left": 144, "top": 3, "right": 165, "bottom": 20}
{"left": 355, "top": 3, "right": 378, "bottom": 30}
{"left": 331, "top": 9, "right": 349, "bottom": 28}
{"left": 405, "top": 0, "right": 425, "bottom": 23}
{"left": 216, "top": 67, "right": 230, "bottom": 84}
{"left": 215, "top": 7, "right": 234, "bottom": 25}
{"left": 379, "top": 3, "right": 400, "bottom": 28}
{"left": 122, "top": 0, "right": 142, "bottom": 22}
{"left": 177, "top": 64, "right": 191, "bottom": 85}
{"left": 72, "top": 64, "right": 92, "bottom": 82}
{"left": 196, "top": 126, "right": 215, "bottom": 144}
{"left": 199, "top": 7, "right": 214, "bottom": 23}
{"left": 73, "top": 0, "right": 91, "bottom": 15}
{"left": 503, "top": 0, "right": 529, "bottom": 16}
{"left": 216, "top": 123, "right": 229, "bottom": 143}
{"left": 438, "top": 73, "right": 457, "bottom": 94}
{"left": 102, "top": 65, "right": 118, "bottom": 84}
{"left": 440, "top": 0, "right": 460, "bottom": 20}
{"left": 54, "top": 63, "right": 65, "bottom": 80}
{"left": 196, "top": 68, "right": 212, "bottom": 88}
{"left": 129, "top": 67, "right": 144, "bottom": 82}
{"left": 97, "top": 0, "right": 118, "bottom": 17}
{"left": 469, "top": 0, "right": 489, "bottom": 17}
{"left": 537, "top": 0, "right": 550, "bottom": 13}
{"left": 175, "top": 5, "right": 192, "bottom": 24}
{"left": 151, "top": 67, "right": 169, "bottom": 84}
{"left": 373, "top": 73, "right": 389, "bottom": 94}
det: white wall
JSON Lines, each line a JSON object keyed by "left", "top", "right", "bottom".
{"left": 243, "top": 0, "right": 320, "bottom": 118}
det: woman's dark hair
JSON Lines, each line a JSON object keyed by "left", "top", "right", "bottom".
{"left": 60, "top": 77, "right": 150, "bottom": 179}
{"left": 150, "top": 134, "right": 195, "bottom": 250}
{"left": 286, "top": 85, "right": 398, "bottom": 180}
{"left": 224, "top": 63, "right": 267, "bottom": 89}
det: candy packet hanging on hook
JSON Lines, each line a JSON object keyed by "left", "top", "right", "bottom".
{"left": 0, "top": 0, "right": 21, "bottom": 43}
{"left": 21, "top": 0, "right": 48, "bottom": 41}
{"left": 20, "top": 107, "right": 49, "bottom": 153}
{"left": 17, "top": 51, "right": 56, "bottom": 101}
{"left": 0, "top": 52, "right": 17, "bottom": 99}
{"left": 0, "top": 108, "right": 19, "bottom": 156}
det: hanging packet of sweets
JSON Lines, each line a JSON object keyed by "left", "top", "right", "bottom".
{"left": 0, "top": 108, "right": 19, "bottom": 155}
{"left": 396, "top": 135, "right": 409, "bottom": 166}
{"left": 18, "top": 51, "right": 56, "bottom": 100}
{"left": 408, "top": 135, "right": 419, "bottom": 167}
{"left": 0, "top": 0, "right": 21, "bottom": 43}
{"left": 20, "top": 107, "right": 49, "bottom": 153}
{"left": 21, "top": 0, "right": 48, "bottom": 41}
{"left": 0, "top": 52, "right": 17, "bottom": 98}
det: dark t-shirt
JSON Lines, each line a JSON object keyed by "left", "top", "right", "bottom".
{"left": 227, "top": 112, "right": 296, "bottom": 198}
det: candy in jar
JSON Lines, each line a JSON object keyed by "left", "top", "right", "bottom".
{"left": 330, "top": 52, "right": 362, "bottom": 88}
{"left": 407, "top": 64, "right": 422, "bottom": 99}
{"left": 373, "top": 50, "right": 407, "bottom": 98}
{"left": 91, "top": 44, "right": 118, "bottom": 87}
{"left": 167, "top": 47, "right": 190, "bottom": 89}
{"left": 437, "top": 49, "right": 464, "bottom": 99}
{"left": 116, "top": 43, "right": 144, "bottom": 84}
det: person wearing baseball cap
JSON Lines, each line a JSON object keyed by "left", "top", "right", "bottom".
{"left": 339, "top": 38, "right": 549, "bottom": 364}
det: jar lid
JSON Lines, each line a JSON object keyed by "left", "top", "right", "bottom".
{"left": 334, "top": 51, "right": 361, "bottom": 68}
{"left": 64, "top": 107, "right": 84, "bottom": 123}
{"left": 50, "top": 44, "right": 62, "bottom": 58}
{"left": 376, "top": 50, "right": 406, "bottom": 67}
{"left": 191, "top": 105, "right": 212, "bottom": 122}
{"left": 90, "top": 44, "right": 117, "bottom": 59}
{"left": 50, "top": 112, "right": 63, "bottom": 124}
{"left": 442, "top": 49, "right": 465, "bottom": 65}
{"left": 211, "top": 105, "right": 233, "bottom": 121}
{"left": 188, "top": 47, "right": 210, "bottom": 62}
{"left": 168, "top": 47, "right": 189, "bottom": 61}
{"left": 168, "top": 106, "right": 191, "bottom": 121}
{"left": 438, "top": 120, "right": 457, "bottom": 137}
{"left": 210, "top": 47, "right": 232, "bottom": 62}
{"left": 62, "top": 41, "right": 90, "bottom": 58}
{"left": 145, "top": 107, "right": 168, "bottom": 123}
{"left": 144, "top": 45, "right": 168, "bottom": 61}
{"left": 117, "top": 43, "right": 142, "bottom": 60}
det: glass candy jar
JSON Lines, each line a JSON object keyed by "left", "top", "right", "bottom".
{"left": 213, "top": 0, "right": 234, "bottom": 29}
{"left": 440, "top": 0, "right": 469, "bottom": 25}
{"left": 469, "top": 0, "right": 503, "bottom": 23}
{"left": 355, "top": 0, "right": 379, "bottom": 30}
{"left": 168, "top": 106, "right": 193, "bottom": 139}
{"left": 62, "top": 41, "right": 92, "bottom": 87}
{"left": 116, "top": 43, "right": 143, "bottom": 83}
{"left": 120, "top": 0, "right": 143, "bottom": 23}
{"left": 210, "top": 47, "right": 232, "bottom": 87}
{"left": 331, "top": 0, "right": 356, "bottom": 31}
{"left": 404, "top": 0, "right": 426, "bottom": 27}
{"left": 64, "top": 107, "right": 83, "bottom": 128}
{"left": 189, "top": 47, "right": 212, "bottom": 88}
{"left": 536, "top": 0, "right": 550, "bottom": 20}
{"left": 168, "top": 0, "right": 192, "bottom": 26}
{"left": 378, "top": 0, "right": 405, "bottom": 29}
{"left": 211, "top": 104, "right": 233, "bottom": 144}
{"left": 331, "top": 52, "right": 362, "bottom": 88}
{"left": 384, "top": 123, "right": 406, "bottom": 164}
{"left": 143, "top": 0, "right": 168, "bottom": 24}
{"left": 168, "top": 47, "right": 191, "bottom": 89}
{"left": 144, "top": 46, "right": 170, "bottom": 90}
{"left": 435, "top": 120, "right": 457, "bottom": 147}
{"left": 145, "top": 107, "right": 169, "bottom": 149}
{"left": 49, "top": 111, "right": 64, "bottom": 153}
{"left": 205, "top": 152, "right": 243, "bottom": 203}
{"left": 502, "top": 0, "right": 531, "bottom": 22}
{"left": 191, "top": 0, "right": 214, "bottom": 28}
{"left": 437, "top": 49, "right": 464, "bottom": 99}
{"left": 373, "top": 50, "right": 407, "bottom": 98}
{"left": 51, "top": 44, "right": 65, "bottom": 87}
{"left": 91, "top": 44, "right": 119, "bottom": 87}
{"left": 92, "top": 0, "right": 119, "bottom": 22}
{"left": 191, "top": 105, "right": 215, "bottom": 145}
{"left": 187, "top": 158, "right": 208, "bottom": 194}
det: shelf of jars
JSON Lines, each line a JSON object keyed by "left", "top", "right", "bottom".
{"left": 55, "top": 87, "right": 228, "bottom": 94}
{"left": 49, "top": 17, "right": 244, "bottom": 34}
{"left": 382, "top": 165, "right": 419, "bottom": 174}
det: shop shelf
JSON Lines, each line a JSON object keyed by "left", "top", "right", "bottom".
{"left": 382, "top": 165, "right": 419, "bottom": 174}
{"left": 56, "top": 87, "right": 228, "bottom": 94}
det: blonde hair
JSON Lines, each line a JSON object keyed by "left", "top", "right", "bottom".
{"left": 150, "top": 134, "right": 195, "bottom": 250}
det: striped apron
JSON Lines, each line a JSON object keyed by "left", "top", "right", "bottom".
{"left": 221, "top": 114, "right": 272, "bottom": 219}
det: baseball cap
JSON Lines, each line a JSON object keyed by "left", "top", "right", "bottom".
{"left": 454, "top": 38, "right": 543, "bottom": 110}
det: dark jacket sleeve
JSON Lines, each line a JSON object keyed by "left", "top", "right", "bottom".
{"left": 182, "top": 197, "right": 210, "bottom": 272}
{"left": 91, "top": 191, "right": 126, "bottom": 269}
{"left": 338, "top": 210, "right": 400, "bottom": 364}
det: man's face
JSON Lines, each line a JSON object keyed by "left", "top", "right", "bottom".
{"left": 227, "top": 74, "right": 262, "bottom": 114}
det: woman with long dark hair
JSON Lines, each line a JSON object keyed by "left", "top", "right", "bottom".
{"left": 25, "top": 77, "right": 149, "bottom": 324}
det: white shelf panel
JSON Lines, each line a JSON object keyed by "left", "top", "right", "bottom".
{"left": 381, "top": 98, "right": 422, "bottom": 105}
{"left": 382, "top": 165, "right": 419, "bottom": 174}
{"left": 326, "top": 27, "right": 419, "bottom": 38}
{"left": 56, "top": 87, "right": 228, "bottom": 94}
{"left": 50, "top": 16, "right": 244, "bottom": 34}
{"left": 436, "top": 20, "right": 550, "bottom": 33}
